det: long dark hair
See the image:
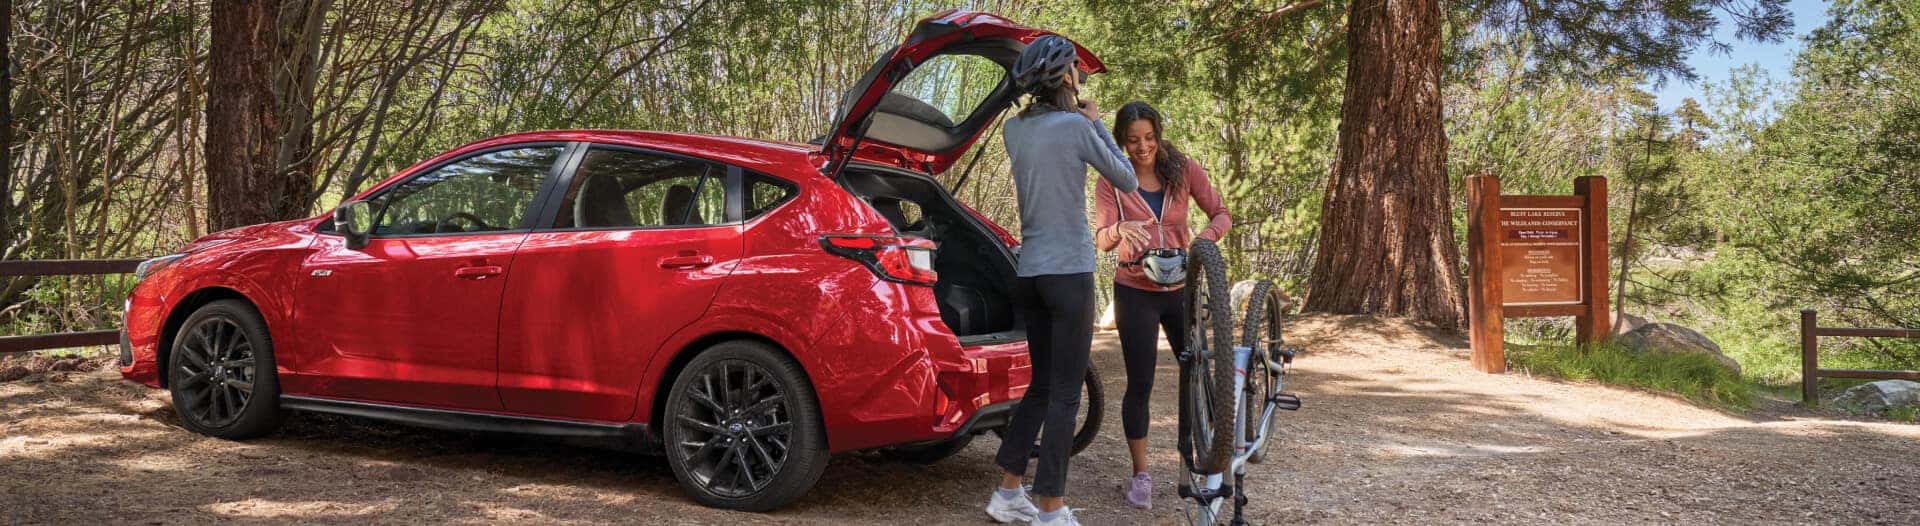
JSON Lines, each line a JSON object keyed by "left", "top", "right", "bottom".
{"left": 1112, "top": 101, "right": 1188, "bottom": 190}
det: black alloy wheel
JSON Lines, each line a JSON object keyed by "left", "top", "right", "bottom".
{"left": 663, "top": 340, "right": 828, "bottom": 511}
{"left": 675, "top": 360, "right": 790, "bottom": 498}
{"left": 168, "top": 299, "right": 282, "bottom": 439}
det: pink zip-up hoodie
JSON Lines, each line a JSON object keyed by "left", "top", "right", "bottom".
{"left": 1094, "top": 158, "right": 1233, "bottom": 292}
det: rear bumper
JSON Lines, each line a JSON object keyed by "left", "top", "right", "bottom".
{"left": 892, "top": 399, "right": 1016, "bottom": 449}
{"left": 944, "top": 399, "right": 1016, "bottom": 438}
{"left": 823, "top": 323, "right": 1031, "bottom": 451}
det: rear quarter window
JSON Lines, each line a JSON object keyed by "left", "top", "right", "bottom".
{"left": 746, "top": 174, "right": 798, "bottom": 220}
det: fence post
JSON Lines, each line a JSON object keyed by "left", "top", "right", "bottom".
{"left": 1801, "top": 309, "right": 1818, "bottom": 406}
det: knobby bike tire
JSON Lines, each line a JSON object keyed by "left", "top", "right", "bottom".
{"left": 1240, "top": 279, "right": 1283, "bottom": 464}
{"left": 1179, "top": 238, "right": 1236, "bottom": 476}
{"left": 991, "top": 363, "right": 1105, "bottom": 458}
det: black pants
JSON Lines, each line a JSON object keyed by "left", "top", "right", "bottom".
{"left": 1114, "top": 283, "right": 1186, "bottom": 441}
{"left": 994, "top": 272, "right": 1095, "bottom": 498}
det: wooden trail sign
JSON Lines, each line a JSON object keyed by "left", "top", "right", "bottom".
{"left": 1466, "top": 176, "right": 1610, "bottom": 373}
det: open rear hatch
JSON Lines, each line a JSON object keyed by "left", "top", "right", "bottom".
{"left": 816, "top": 10, "right": 1105, "bottom": 178}
{"left": 821, "top": 11, "right": 1107, "bottom": 346}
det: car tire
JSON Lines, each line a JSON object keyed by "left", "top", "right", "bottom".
{"left": 167, "top": 299, "right": 283, "bottom": 440}
{"left": 662, "top": 340, "right": 829, "bottom": 512}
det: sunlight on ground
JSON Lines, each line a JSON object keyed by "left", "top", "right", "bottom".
{"left": 203, "top": 497, "right": 402, "bottom": 518}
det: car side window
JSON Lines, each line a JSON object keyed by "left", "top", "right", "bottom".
{"left": 370, "top": 146, "right": 562, "bottom": 236}
{"left": 745, "top": 174, "right": 797, "bottom": 220}
{"left": 553, "top": 147, "right": 726, "bottom": 229}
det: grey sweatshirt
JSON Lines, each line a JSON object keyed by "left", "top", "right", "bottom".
{"left": 1002, "top": 109, "right": 1138, "bottom": 277}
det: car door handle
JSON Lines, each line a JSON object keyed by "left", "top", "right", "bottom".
{"left": 658, "top": 254, "right": 714, "bottom": 269}
{"left": 454, "top": 265, "right": 503, "bottom": 279}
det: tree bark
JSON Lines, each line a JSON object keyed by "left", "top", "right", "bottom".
{"left": 1614, "top": 120, "right": 1653, "bottom": 327}
{"left": 1303, "top": 0, "right": 1466, "bottom": 329}
{"left": 275, "top": 0, "right": 326, "bottom": 213}
{"left": 206, "top": 0, "right": 319, "bottom": 232}
{"left": 3, "top": 0, "right": 14, "bottom": 253}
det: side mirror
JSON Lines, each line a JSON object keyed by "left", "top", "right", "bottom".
{"left": 334, "top": 200, "right": 373, "bottom": 250}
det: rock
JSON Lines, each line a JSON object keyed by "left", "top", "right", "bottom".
{"left": 1231, "top": 279, "right": 1297, "bottom": 313}
{"left": 0, "top": 365, "right": 28, "bottom": 382}
{"left": 1829, "top": 380, "right": 1920, "bottom": 416}
{"left": 1616, "top": 323, "right": 1742, "bottom": 375}
{"left": 21, "top": 356, "right": 53, "bottom": 372}
{"left": 1614, "top": 312, "right": 1650, "bottom": 336}
{"left": 1096, "top": 300, "right": 1116, "bottom": 331}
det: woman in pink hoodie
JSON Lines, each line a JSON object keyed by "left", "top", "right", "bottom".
{"left": 1093, "top": 101, "right": 1233, "bottom": 510}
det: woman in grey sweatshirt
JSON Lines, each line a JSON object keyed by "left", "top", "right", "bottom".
{"left": 984, "top": 35, "right": 1141, "bottom": 526}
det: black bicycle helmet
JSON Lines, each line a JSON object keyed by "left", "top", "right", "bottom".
{"left": 1013, "top": 35, "right": 1077, "bottom": 95}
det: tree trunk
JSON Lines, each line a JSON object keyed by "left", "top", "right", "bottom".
{"left": 1614, "top": 120, "right": 1653, "bottom": 327}
{"left": 1303, "top": 0, "right": 1466, "bottom": 329}
{"left": 205, "top": 0, "right": 320, "bottom": 232}
{"left": 3, "top": 0, "right": 13, "bottom": 253}
{"left": 276, "top": 0, "right": 326, "bottom": 211}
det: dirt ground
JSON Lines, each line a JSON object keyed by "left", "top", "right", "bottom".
{"left": 4, "top": 314, "right": 1918, "bottom": 524}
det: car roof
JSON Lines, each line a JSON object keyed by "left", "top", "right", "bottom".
{"left": 476, "top": 129, "right": 826, "bottom": 177}
{"left": 354, "top": 129, "right": 912, "bottom": 203}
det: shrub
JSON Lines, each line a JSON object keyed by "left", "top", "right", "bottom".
{"left": 1509, "top": 341, "right": 1752, "bottom": 409}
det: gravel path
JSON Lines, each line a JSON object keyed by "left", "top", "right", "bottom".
{"left": 4, "top": 314, "right": 1917, "bottom": 524}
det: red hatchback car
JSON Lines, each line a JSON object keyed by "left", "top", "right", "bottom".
{"left": 120, "top": 11, "right": 1102, "bottom": 511}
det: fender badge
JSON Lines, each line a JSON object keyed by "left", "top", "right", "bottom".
{"left": 311, "top": 269, "right": 333, "bottom": 277}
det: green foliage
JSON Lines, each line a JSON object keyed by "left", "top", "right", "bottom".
{"left": 6, "top": 0, "right": 1912, "bottom": 368}
{"left": 1469, "top": 0, "right": 1793, "bottom": 86}
{"left": 1509, "top": 342, "right": 1752, "bottom": 409}
{"left": 1663, "top": 0, "right": 1920, "bottom": 382}
{"left": 1889, "top": 404, "right": 1919, "bottom": 423}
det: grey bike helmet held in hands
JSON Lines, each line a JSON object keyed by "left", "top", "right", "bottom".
{"left": 1112, "top": 186, "right": 1188, "bottom": 287}
{"left": 1138, "top": 248, "right": 1188, "bottom": 287}
{"left": 1013, "top": 35, "right": 1078, "bottom": 95}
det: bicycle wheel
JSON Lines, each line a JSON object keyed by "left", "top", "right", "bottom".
{"left": 994, "top": 362, "right": 1104, "bottom": 458}
{"left": 1240, "top": 280, "right": 1283, "bottom": 464}
{"left": 1072, "top": 363, "right": 1105, "bottom": 456}
{"left": 1177, "top": 238, "right": 1236, "bottom": 476}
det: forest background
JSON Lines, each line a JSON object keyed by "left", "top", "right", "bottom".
{"left": 5, "top": 0, "right": 1916, "bottom": 393}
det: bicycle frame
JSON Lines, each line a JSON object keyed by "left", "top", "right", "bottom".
{"left": 1185, "top": 344, "right": 1288, "bottom": 525}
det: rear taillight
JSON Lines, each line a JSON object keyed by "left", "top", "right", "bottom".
{"left": 821, "top": 235, "right": 938, "bottom": 285}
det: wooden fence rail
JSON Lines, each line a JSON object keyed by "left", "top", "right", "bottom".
{"left": 0, "top": 258, "right": 146, "bottom": 354}
{"left": 1800, "top": 309, "right": 1920, "bottom": 406}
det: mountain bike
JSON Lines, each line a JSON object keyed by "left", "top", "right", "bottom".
{"left": 1176, "top": 239, "right": 1302, "bottom": 525}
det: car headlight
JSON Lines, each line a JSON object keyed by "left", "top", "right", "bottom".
{"left": 134, "top": 254, "right": 186, "bottom": 280}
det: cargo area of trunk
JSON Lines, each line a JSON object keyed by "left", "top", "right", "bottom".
{"left": 837, "top": 166, "right": 1024, "bottom": 345}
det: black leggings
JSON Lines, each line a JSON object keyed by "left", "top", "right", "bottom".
{"left": 994, "top": 272, "right": 1095, "bottom": 498}
{"left": 1114, "top": 283, "right": 1186, "bottom": 441}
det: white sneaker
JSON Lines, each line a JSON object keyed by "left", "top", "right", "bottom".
{"left": 985, "top": 486, "right": 1040, "bottom": 523}
{"left": 1030, "top": 506, "right": 1081, "bottom": 526}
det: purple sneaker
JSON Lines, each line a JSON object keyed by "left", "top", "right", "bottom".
{"left": 1124, "top": 472, "right": 1152, "bottom": 509}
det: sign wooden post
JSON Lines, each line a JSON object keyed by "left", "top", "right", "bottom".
{"left": 1466, "top": 177, "right": 1506, "bottom": 373}
{"left": 1574, "top": 177, "right": 1611, "bottom": 343}
{"left": 1466, "top": 175, "right": 1610, "bottom": 373}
